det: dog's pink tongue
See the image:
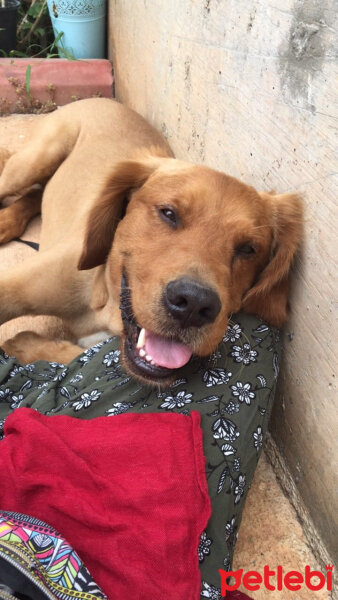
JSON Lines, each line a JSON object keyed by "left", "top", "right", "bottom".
{"left": 145, "top": 331, "right": 192, "bottom": 369}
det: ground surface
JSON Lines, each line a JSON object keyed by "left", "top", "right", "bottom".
{"left": 0, "top": 114, "right": 331, "bottom": 599}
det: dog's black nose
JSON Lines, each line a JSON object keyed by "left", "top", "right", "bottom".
{"left": 164, "top": 278, "right": 221, "bottom": 328}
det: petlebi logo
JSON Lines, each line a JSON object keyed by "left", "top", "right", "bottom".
{"left": 218, "top": 563, "right": 333, "bottom": 596}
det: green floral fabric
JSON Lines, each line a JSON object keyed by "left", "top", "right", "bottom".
{"left": 0, "top": 312, "right": 280, "bottom": 599}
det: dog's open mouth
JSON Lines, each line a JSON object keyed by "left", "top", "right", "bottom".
{"left": 125, "top": 326, "right": 193, "bottom": 379}
{"left": 120, "top": 273, "right": 193, "bottom": 381}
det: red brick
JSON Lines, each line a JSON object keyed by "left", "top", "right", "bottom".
{"left": 0, "top": 58, "right": 113, "bottom": 113}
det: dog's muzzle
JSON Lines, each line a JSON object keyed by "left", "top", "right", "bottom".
{"left": 119, "top": 272, "right": 194, "bottom": 381}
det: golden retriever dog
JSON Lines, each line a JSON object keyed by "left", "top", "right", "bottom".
{"left": 0, "top": 98, "right": 302, "bottom": 384}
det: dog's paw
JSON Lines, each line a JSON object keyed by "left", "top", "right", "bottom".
{"left": 0, "top": 204, "right": 26, "bottom": 244}
{"left": 2, "top": 331, "right": 42, "bottom": 363}
{"left": 3, "top": 331, "right": 83, "bottom": 364}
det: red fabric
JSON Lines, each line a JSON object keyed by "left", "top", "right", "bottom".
{"left": 1, "top": 408, "right": 211, "bottom": 600}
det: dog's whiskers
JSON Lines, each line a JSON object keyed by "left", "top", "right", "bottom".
{"left": 250, "top": 225, "right": 271, "bottom": 231}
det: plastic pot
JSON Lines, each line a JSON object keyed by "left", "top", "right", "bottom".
{"left": 46, "top": 0, "right": 106, "bottom": 59}
{"left": 0, "top": 0, "right": 20, "bottom": 55}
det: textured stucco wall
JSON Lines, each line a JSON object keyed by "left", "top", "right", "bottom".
{"left": 108, "top": 0, "right": 338, "bottom": 564}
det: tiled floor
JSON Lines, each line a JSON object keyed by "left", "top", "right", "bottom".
{"left": 234, "top": 453, "right": 330, "bottom": 599}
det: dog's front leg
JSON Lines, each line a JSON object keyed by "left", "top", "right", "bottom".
{"left": 0, "top": 188, "right": 42, "bottom": 244}
{"left": 0, "top": 111, "right": 79, "bottom": 200}
{"left": 2, "top": 331, "right": 84, "bottom": 364}
{"left": 0, "top": 249, "right": 88, "bottom": 326}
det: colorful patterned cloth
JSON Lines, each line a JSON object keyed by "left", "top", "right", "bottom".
{"left": 0, "top": 312, "right": 280, "bottom": 599}
{"left": 0, "top": 511, "right": 107, "bottom": 599}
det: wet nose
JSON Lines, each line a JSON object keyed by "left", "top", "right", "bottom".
{"left": 164, "top": 278, "right": 221, "bottom": 328}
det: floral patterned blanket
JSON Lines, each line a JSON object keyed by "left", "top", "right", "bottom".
{"left": 0, "top": 312, "right": 280, "bottom": 599}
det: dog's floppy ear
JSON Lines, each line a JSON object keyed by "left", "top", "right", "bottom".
{"left": 78, "top": 156, "right": 164, "bottom": 270}
{"left": 242, "top": 192, "right": 303, "bottom": 328}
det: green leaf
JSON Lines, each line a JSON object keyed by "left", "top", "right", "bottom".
{"left": 28, "top": 2, "right": 43, "bottom": 17}
{"left": 10, "top": 50, "right": 28, "bottom": 57}
{"left": 25, "top": 64, "right": 31, "bottom": 103}
{"left": 57, "top": 46, "right": 76, "bottom": 60}
{"left": 26, "top": 43, "right": 43, "bottom": 53}
{"left": 53, "top": 30, "right": 64, "bottom": 45}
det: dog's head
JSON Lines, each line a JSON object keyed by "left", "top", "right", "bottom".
{"left": 78, "top": 153, "right": 303, "bottom": 384}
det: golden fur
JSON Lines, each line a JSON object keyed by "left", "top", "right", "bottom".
{"left": 0, "top": 98, "right": 303, "bottom": 382}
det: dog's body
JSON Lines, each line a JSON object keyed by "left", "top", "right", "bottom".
{"left": 0, "top": 98, "right": 302, "bottom": 383}
{"left": 0, "top": 100, "right": 171, "bottom": 342}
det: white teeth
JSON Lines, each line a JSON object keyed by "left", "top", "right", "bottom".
{"left": 136, "top": 327, "right": 157, "bottom": 366}
{"left": 137, "top": 328, "right": 146, "bottom": 349}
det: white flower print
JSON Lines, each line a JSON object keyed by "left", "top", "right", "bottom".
{"left": 234, "top": 474, "right": 246, "bottom": 504}
{"left": 69, "top": 373, "right": 83, "bottom": 384}
{"left": 10, "top": 394, "right": 24, "bottom": 409}
{"left": 223, "top": 323, "right": 242, "bottom": 343}
{"left": 231, "top": 382, "right": 256, "bottom": 405}
{"left": 23, "top": 363, "right": 36, "bottom": 372}
{"left": 223, "top": 401, "right": 239, "bottom": 415}
{"left": 72, "top": 389, "right": 102, "bottom": 411}
{"left": 160, "top": 390, "right": 192, "bottom": 410}
{"left": 231, "top": 343, "right": 257, "bottom": 365}
{"left": 79, "top": 346, "right": 101, "bottom": 365}
{"left": 232, "top": 458, "right": 240, "bottom": 472}
{"left": 225, "top": 516, "right": 235, "bottom": 539}
{"left": 256, "top": 374, "right": 267, "bottom": 388}
{"left": 198, "top": 531, "right": 212, "bottom": 562}
{"left": 0, "top": 351, "right": 9, "bottom": 363}
{"left": 203, "top": 369, "right": 232, "bottom": 388}
{"left": 103, "top": 350, "right": 121, "bottom": 367}
{"left": 201, "top": 581, "right": 221, "bottom": 599}
{"left": 49, "top": 362, "right": 65, "bottom": 369}
{"left": 273, "top": 351, "right": 279, "bottom": 380}
{"left": 0, "top": 418, "right": 5, "bottom": 439}
{"left": 208, "top": 350, "right": 222, "bottom": 362}
{"left": 170, "top": 377, "right": 188, "bottom": 389}
{"left": 254, "top": 323, "right": 269, "bottom": 333}
{"left": 106, "top": 402, "right": 131, "bottom": 416}
{"left": 156, "top": 383, "right": 188, "bottom": 401}
{"left": 94, "top": 340, "right": 108, "bottom": 350}
{"left": 212, "top": 418, "right": 239, "bottom": 442}
{"left": 225, "top": 516, "right": 238, "bottom": 548}
{"left": 54, "top": 368, "right": 68, "bottom": 382}
{"left": 253, "top": 425, "right": 263, "bottom": 450}
{"left": 0, "top": 388, "right": 10, "bottom": 400}
{"left": 9, "top": 365, "right": 29, "bottom": 378}
{"left": 221, "top": 444, "right": 236, "bottom": 456}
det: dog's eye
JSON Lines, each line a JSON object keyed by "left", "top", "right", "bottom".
{"left": 159, "top": 207, "right": 178, "bottom": 228}
{"left": 235, "top": 243, "right": 256, "bottom": 257}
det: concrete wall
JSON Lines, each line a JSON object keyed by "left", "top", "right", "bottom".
{"left": 108, "top": 0, "right": 337, "bottom": 564}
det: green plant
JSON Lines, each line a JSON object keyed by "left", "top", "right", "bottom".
{"left": 0, "top": 0, "right": 56, "bottom": 58}
{"left": 16, "top": 0, "right": 54, "bottom": 57}
{"left": 0, "top": 72, "right": 57, "bottom": 114}
{"left": 0, "top": 5, "right": 76, "bottom": 60}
